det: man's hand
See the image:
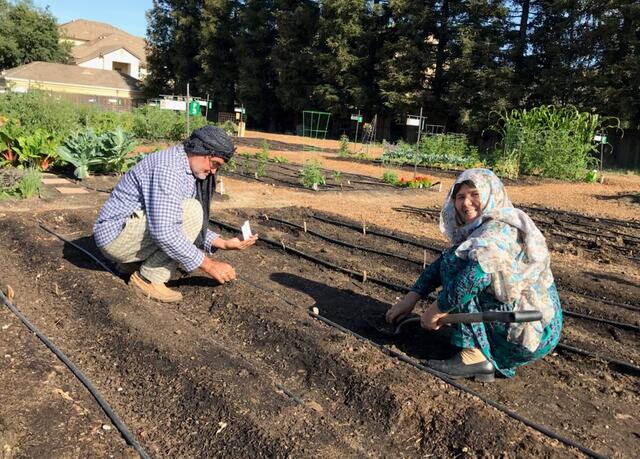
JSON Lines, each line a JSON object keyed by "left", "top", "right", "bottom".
{"left": 200, "top": 256, "right": 236, "bottom": 284}
{"left": 420, "top": 300, "right": 448, "bottom": 331}
{"left": 213, "top": 235, "right": 259, "bottom": 251}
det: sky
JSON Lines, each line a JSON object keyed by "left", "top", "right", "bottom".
{"left": 33, "top": 0, "right": 154, "bottom": 37}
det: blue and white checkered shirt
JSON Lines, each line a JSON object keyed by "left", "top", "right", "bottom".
{"left": 93, "top": 144, "right": 219, "bottom": 272}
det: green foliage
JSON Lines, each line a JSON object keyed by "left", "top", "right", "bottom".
{"left": 299, "top": 159, "right": 326, "bottom": 189}
{"left": 338, "top": 134, "right": 349, "bottom": 158}
{"left": 131, "top": 105, "right": 208, "bottom": 141}
{"left": 14, "top": 128, "right": 60, "bottom": 170}
{"left": 0, "top": 91, "right": 80, "bottom": 138}
{"left": 0, "top": 167, "right": 42, "bottom": 199}
{"left": 381, "top": 136, "right": 480, "bottom": 170}
{"left": 0, "top": 0, "right": 71, "bottom": 71}
{"left": 57, "top": 128, "right": 102, "bottom": 179}
{"left": 382, "top": 169, "right": 399, "bottom": 186}
{"left": 255, "top": 144, "right": 268, "bottom": 177}
{"left": 224, "top": 157, "right": 237, "bottom": 172}
{"left": 258, "top": 139, "right": 269, "bottom": 159}
{"left": 0, "top": 117, "right": 23, "bottom": 162}
{"left": 17, "top": 167, "right": 42, "bottom": 198}
{"left": 216, "top": 120, "right": 238, "bottom": 135}
{"left": 489, "top": 105, "right": 621, "bottom": 180}
{"left": 99, "top": 127, "right": 138, "bottom": 173}
{"left": 331, "top": 170, "right": 342, "bottom": 183}
{"left": 271, "top": 155, "right": 288, "bottom": 164}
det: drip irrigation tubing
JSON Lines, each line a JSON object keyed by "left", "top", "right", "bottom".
{"left": 36, "top": 223, "right": 623, "bottom": 457}
{"left": 261, "top": 215, "right": 423, "bottom": 265}
{"left": 562, "top": 310, "right": 640, "bottom": 333}
{"left": 0, "top": 289, "right": 149, "bottom": 459}
{"left": 311, "top": 214, "right": 444, "bottom": 253}
{"left": 560, "top": 286, "right": 640, "bottom": 313}
{"left": 209, "top": 218, "right": 640, "bottom": 376}
{"left": 519, "top": 205, "right": 640, "bottom": 231}
{"left": 261, "top": 214, "right": 639, "bottom": 329}
{"left": 555, "top": 343, "right": 640, "bottom": 376}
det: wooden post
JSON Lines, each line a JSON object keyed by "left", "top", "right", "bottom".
{"left": 280, "top": 239, "right": 286, "bottom": 252}
{"left": 303, "top": 221, "right": 307, "bottom": 232}
{"left": 362, "top": 216, "right": 366, "bottom": 235}
{"left": 423, "top": 250, "right": 427, "bottom": 269}
{"left": 362, "top": 271, "right": 367, "bottom": 282}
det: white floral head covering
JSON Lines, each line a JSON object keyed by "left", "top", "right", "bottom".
{"left": 440, "top": 168, "right": 556, "bottom": 351}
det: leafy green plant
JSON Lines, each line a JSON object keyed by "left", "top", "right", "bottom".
{"left": 99, "top": 127, "right": 137, "bottom": 173}
{"left": 299, "top": 159, "right": 326, "bottom": 189}
{"left": 338, "top": 134, "right": 349, "bottom": 158}
{"left": 332, "top": 170, "right": 342, "bottom": 183}
{"left": 382, "top": 170, "right": 400, "bottom": 185}
{"left": 271, "top": 155, "right": 289, "bottom": 164}
{"left": 14, "top": 129, "right": 60, "bottom": 170}
{"left": 0, "top": 118, "right": 23, "bottom": 165}
{"left": 57, "top": 128, "right": 103, "bottom": 179}
{"left": 224, "top": 157, "right": 237, "bottom": 172}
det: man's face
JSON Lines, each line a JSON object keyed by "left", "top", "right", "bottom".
{"left": 188, "top": 155, "right": 225, "bottom": 180}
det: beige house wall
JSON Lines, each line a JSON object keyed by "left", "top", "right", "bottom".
{"left": 79, "top": 49, "right": 141, "bottom": 79}
{"left": 4, "top": 78, "right": 141, "bottom": 99}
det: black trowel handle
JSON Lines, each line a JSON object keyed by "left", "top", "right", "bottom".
{"left": 440, "top": 310, "right": 542, "bottom": 325}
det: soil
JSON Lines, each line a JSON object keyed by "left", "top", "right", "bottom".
{"left": 0, "top": 130, "right": 639, "bottom": 458}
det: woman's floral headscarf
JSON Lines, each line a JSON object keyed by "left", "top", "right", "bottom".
{"left": 440, "top": 168, "right": 556, "bottom": 351}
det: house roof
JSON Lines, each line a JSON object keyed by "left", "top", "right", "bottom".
{"left": 59, "top": 19, "right": 147, "bottom": 67}
{"left": 2, "top": 62, "right": 141, "bottom": 92}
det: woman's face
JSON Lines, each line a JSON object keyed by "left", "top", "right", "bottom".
{"left": 454, "top": 183, "right": 482, "bottom": 224}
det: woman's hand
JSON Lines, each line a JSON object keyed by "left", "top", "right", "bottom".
{"left": 420, "top": 300, "right": 448, "bottom": 331}
{"left": 214, "top": 235, "right": 259, "bottom": 250}
{"left": 386, "top": 292, "right": 421, "bottom": 324}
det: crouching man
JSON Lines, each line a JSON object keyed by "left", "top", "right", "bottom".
{"left": 93, "top": 125, "right": 257, "bottom": 302}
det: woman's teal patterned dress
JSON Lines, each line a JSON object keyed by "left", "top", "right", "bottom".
{"left": 412, "top": 246, "right": 563, "bottom": 377}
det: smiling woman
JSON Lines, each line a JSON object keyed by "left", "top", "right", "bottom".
{"left": 386, "top": 168, "right": 563, "bottom": 382}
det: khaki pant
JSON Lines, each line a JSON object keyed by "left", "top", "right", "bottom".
{"left": 99, "top": 199, "right": 203, "bottom": 283}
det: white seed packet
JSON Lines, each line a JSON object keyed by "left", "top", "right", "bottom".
{"left": 241, "top": 220, "right": 252, "bottom": 241}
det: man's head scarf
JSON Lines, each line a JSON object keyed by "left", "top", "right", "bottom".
{"left": 183, "top": 126, "right": 236, "bottom": 248}
{"left": 440, "top": 168, "right": 556, "bottom": 351}
{"left": 183, "top": 125, "right": 236, "bottom": 161}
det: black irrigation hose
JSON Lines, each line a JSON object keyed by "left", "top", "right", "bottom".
{"left": 311, "top": 214, "right": 444, "bottom": 253}
{"left": 307, "top": 310, "right": 607, "bottom": 459}
{"left": 39, "top": 224, "right": 119, "bottom": 277}
{"left": 262, "top": 215, "right": 423, "bottom": 265}
{"left": 0, "top": 289, "right": 150, "bottom": 459}
{"left": 210, "top": 217, "right": 639, "bottom": 377}
{"left": 520, "top": 204, "right": 640, "bottom": 231}
{"left": 556, "top": 343, "right": 640, "bottom": 376}
{"left": 560, "top": 286, "right": 640, "bottom": 313}
{"left": 563, "top": 310, "right": 640, "bottom": 333}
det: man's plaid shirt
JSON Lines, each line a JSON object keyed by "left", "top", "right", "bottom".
{"left": 93, "top": 144, "right": 219, "bottom": 272}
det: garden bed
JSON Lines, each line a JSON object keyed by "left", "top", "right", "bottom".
{"left": 0, "top": 205, "right": 637, "bottom": 457}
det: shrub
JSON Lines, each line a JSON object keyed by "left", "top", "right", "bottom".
{"left": 0, "top": 91, "right": 80, "bottom": 138}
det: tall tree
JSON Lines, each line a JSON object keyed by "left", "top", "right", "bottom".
{"left": 271, "top": 0, "right": 320, "bottom": 128}
{"left": 235, "top": 0, "right": 278, "bottom": 129}
{"left": 0, "top": 0, "right": 70, "bottom": 71}
{"left": 313, "top": 0, "right": 372, "bottom": 115}
{"left": 197, "top": 0, "right": 240, "bottom": 111}
{"left": 144, "top": 0, "right": 177, "bottom": 96}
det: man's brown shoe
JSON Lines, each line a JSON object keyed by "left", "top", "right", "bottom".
{"left": 129, "top": 272, "right": 183, "bottom": 303}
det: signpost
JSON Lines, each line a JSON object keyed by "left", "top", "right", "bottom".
{"left": 351, "top": 109, "right": 362, "bottom": 153}
{"left": 406, "top": 107, "right": 425, "bottom": 178}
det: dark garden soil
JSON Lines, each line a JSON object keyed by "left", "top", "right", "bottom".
{"left": 0, "top": 204, "right": 638, "bottom": 457}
